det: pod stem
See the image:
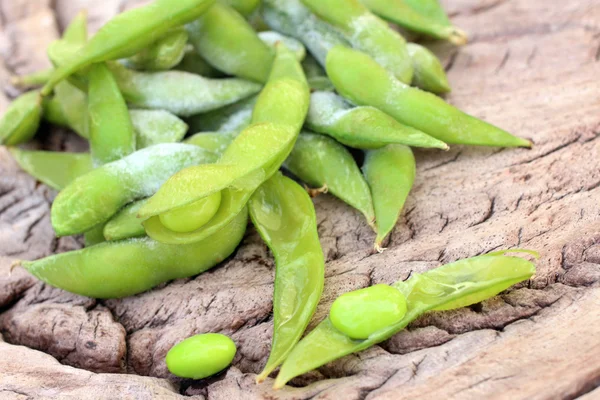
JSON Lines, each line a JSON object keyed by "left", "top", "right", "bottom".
{"left": 448, "top": 27, "right": 468, "bottom": 46}
{"left": 305, "top": 184, "right": 328, "bottom": 197}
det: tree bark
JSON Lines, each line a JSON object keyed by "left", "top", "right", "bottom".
{"left": 0, "top": 0, "right": 599, "bottom": 398}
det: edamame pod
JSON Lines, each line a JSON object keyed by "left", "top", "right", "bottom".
{"left": 258, "top": 31, "right": 306, "bottom": 61}
{"left": 102, "top": 199, "right": 148, "bottom": 241}
{"left": 284, "top": 132, "right": 375, "bottom": 227}
{"left": 41, "top": 0, "right": 216, "bottom": 95}
{"left": 53, "top": 80, "right": 88, "bottom": 137}
{"left": 108, "top": 62, "right": 261, "bottom": 117}
{"left": 42, "top": 97, "right": 69, "bottom": 127}
{"left": 88, "top": 63, "right": 136, "bottom": 166}
{"left": 404, "top": 0, "right": 451, "bottom": 25}
{"left": 274, "top": 250, "right": 538, "bottom": 388}
{"left": 301, "top": 0, "right": 413, "bottom": 83}
{"left": 11, "top": 68, "right": 53, "bottom": 88}
{"left": 0, "top": 91, "right": 42, "bottom": 145}
{"left": 407, "top": 43, "right": 451, "bottom": 94}
{"left": 166, "top": 333, "right": 237, "bottom": 379}
{"left": 184, "top": 132, "right": 236, "bottom": 154}
{"left": 326, "top": 46, "right": 531, "bottom": 147}
{"left": 262, "top": 0, "right": 350, "bottom": 66}
{"left": 302, "top": 55, "right": 335, "bottom": 91}
{"left": 129, "top": 110, "right": 188, "bottom": 148}
{"left": 123, "top": 27, "right": 188, "bottom": 71}
{"left": 360, "top": 0, "right": 467, "bottom": 44}
{"left": 219, "top": 0, "right": 260, "bottom": 16}
{"left": 186, "top": 3, "right": 273, "bottom": 82}
{"left": 363, "top": 145, "right": 415, "bottom": 251}
{"left": 306, "top": 91, "right": 448, "bottom": 150}
{"left": 22, "top": 207, "right": 248, "bottom": 299}
{"left": 186, "top": 95, "right": 256, "bottom": 133}
{"left": 251, "top": 172, "right": 325, "bottom": 382}
{"left": 140, "top": 44, "right": 309, "bottom": 244}
{"left": 8, "top": 148, "right": 93, "bottom": 191}
{"left": 51, "top": 143, "right": 217, "bottom": 236}
{"left": 175, "top": 46, "right": 224, "bottom": 77}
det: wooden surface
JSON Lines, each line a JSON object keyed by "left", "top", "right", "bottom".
{"left": 0, "top": 0, "right": 599, "bottom": 399}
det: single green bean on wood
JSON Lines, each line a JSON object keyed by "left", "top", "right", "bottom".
{"left": 306, "top": 91, "right": 448, "bottom": 150}
{"left": 108, "top": 62, "right": 261, "bottom": 117}
{"left": 360, "top": 0, "right": 467, "bottom": 44}
{"left": 407, "top": 43, "right": 451, "bottom": 94}
{"left": 301, "top": 0, "right": 413, "bottom": 83}
{"left": 40, "top": 0, "right": 216, "bottom": 95}
{"left": 186, "top": 3, "right": 274, "bottom": 82}
{"left": 0, "top": 91, "right": 42, "bottom": 146}
{"left": 88, "top": 63, "right": 136, "bottom": 166}
{"left": 363, "top": 145, "right": 415, "bottom": 251}
{"left": 284, "top": 132, "right": 375, "bottom": 227}
{"left": 326, "top": 46, "right": 531, "bottom": 147}
{"left": 166, "top": 333, "right": 237, "bottom": 379}
{"left": 139, "top": 44, "right": 309, "bottom": 244}
{"left": 274, "top": 250, "right": 538, "bottom": 388}
{"left": 123, "top": 27, "right": 188, "bottom": 71}
{"left": 22, "top": 207, "right": 247, "bottom": 299}
{"left": 50, "top": 143, "right": 217, "bottom": 236}
{"left": 251, "top": 172, "right": 325, "bottom": 382}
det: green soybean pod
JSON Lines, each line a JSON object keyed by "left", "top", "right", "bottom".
{"left": 8, "top": 148, "right": 93, "bottom": 191}
{"left": 88, "top": 63, "right": 136, "bottom": 166}
{"left": 123, "top": 27, "right": 188, "bottom": 71}
{"left": 301, "top": 0, "right": 413, "bottom": 84}
{"left": 108, "top": 62, "right": 261, "bottom": 117}
{"left": 302, "top": 55, "right": 335, "bottom": 91}
{"left": 186, "top": 95, "right": 256, "bottom": 133}
{"left": 404, "top": 0, "right": 451, "bottom": 25}
{"left": 51, "top": 143, "right": 217, "bottom": 236}
{"left": 219, "top": 0, "right": 260, "bottom": 15}
{"left": 284, "top": 132, "right": 375, "bottom": 227}
{"left": 326, "top": 46, "right": 531, "bottom": 148}
{"left": 274, "top": 250, "right": 538, "bottom": 388}
{"left": 329, "top": 284, "right": 407, "bottom": 339}
{"left": 0, "top": 91, "right": 43, "bottom": 145}
{"left": 261, "top": 0, "right": 350, "bottom": 67}
{"left": 363, "top": 145, "right": 415, "bottom": 251}
{"left": 251, "top": 172, "right": 325, "bottom": 382}
{"left": 175, "top": 46, "right": 224, "bottom": 77}
{"left": 258, "top": 31, "right": 306, "bottom": 61}
{"left": 360, "top": 0, "right": 467, "bottom": 44}
{"left": 42, "top": 96, "right": 69, "bottom": 127}
{"left": 407, "top": 43, "right": 450, "bottom": 94}
{"left": 184, "top": 132, "right": 236, "bottom": 154}
{"left": 103, "top": 200, "right": 148, "bottom": 241}
{"left": 41, "top": 0, "right": 216, "bottom": 95}
{"left": 166, "top": 333, "right": 237, "bottom": 379}
{"left": 186, "top": 3, "right": 274, "bottom": 82}
{"left": 53, "top": 80, "right": 89, "bottom": 137}
{"left": 11, "top": 68, "right": 53, "bottom": 88}
{"left": 129, "top": 110, "right": 188, "bottom": 148}
{"left": 306, "top": 91, "right": 448, "bottom": 150}
{"left": 22, "top": 207, "right": 247, "bottom": 299}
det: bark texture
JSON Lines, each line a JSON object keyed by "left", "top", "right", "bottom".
{"left": 0, "top": 0, "right": 599, "bottom": 399}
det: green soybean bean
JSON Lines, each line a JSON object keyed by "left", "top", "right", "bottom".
{"left": 123, "top": 27, "right": 188, "bottom": 71}
{"left": 139, "top": 44, "right": 309, "bottom": 245}
{"left": 258, "top": 31, "right": 306, "bottom": 61}
{"left": 274, "top": 250, "right": 538, "bottom": 388}
{"left": 186, "top": 95, "right": 256, "bottom": 133}
{"left": 251, "top": 172, "right": 325, "bottom": 382}
{"left": 284, "top": 132, "right": 375, "bottom": 227}
{"left": 8, "top": 148, "right": 92, "bottom": 191}
{"left": 329, "top": 284, "right": 407, "bottom": 339}
{"left": 159, "top": 192, "right": 223, "bottom": 233}
{"left": 11, "top": 68, "right": 53, "bottom": 88}
{"left": 186, "top": 3, "right": 273, "bottom": 82}
{"left": 130, "top": 110, "right": 188, "bottom": 148}
{"left": 301, "top": 0, "right": 413, "bottom": 84}
{"left": 22, "top": 207, "right": 247, "bottom": 299}
{"left": 41, "top": 0, "right": 216, "bottom": 96}
{"left": 50, "top": 143, "right": 216, "bottom": 236}
{"left": 219, "top": 0, "right": 260, "bottom": 16}
{"left": 184, "top": 132, "right": 235, "bottom": 154}
{"left": 108, "top": 62, "right": 261, "bottom": 117}
{"left": 166, "top": 333, "right": 237, "bottom": 379}
{"left": 0, "top": 91, "right": 43, "bottom": 145}
{"left": 262, "top": 0, "right": 350, "bottom": 66}
{"left": 306, "top": 91, "right": 448, "bottom": 150}
{"left": 88, "top": 63, "right": 136, "bottom": 166}
{"left": 363, "top": 145, "right": 415, "bottom": 251}
{"left": 103, "top": 200, "right": 148, "bottom": 241}
{"left": 360, "top": 0, "right": 467, "bottom": 44}
{"left": 326, "top": 46, "right": 531, "bottom": 147}
{"left": 175, "top": 46, "right": 224, "bottom": 77}
{"left": 407, "top": 43, "right": 450, "bottom": 94}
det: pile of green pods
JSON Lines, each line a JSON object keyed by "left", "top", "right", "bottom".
{"left": 3, "top": 0, "right": 536, "bottom": 388}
